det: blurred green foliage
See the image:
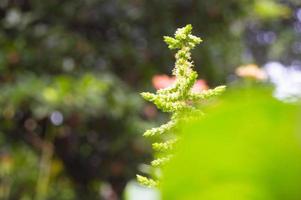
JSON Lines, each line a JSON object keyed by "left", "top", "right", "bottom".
{"left": 0, "top": 73, "right": 141, "bottom": 118}
{"left": 0, "top": 0, "right": 300, "bottom": 199}
{"left": 162, "top": 88, "right": 301, "bottom": 200}
{"left": 254, "top": 0, "right": 291, "bottom": 19}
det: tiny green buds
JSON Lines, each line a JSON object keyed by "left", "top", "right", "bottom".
{"left": 137, "top": 24, "right": 225, "bottom": 187}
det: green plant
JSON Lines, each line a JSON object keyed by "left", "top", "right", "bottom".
{"left": 161, "top": 88, "right": 301, "bottom": 200}
{"left": 137, "top": 24, "right": 225, "bottom": 187}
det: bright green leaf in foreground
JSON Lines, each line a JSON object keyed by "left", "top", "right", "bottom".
{"left": 162, "top": 88, "right": 301, "bottom": 200}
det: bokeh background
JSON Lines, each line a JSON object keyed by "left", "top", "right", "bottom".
{"left": 0, "top": 0, "right": 300, "bottom": 199}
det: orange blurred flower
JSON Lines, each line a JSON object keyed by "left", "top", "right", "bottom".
{"left": 236, "top": 64, "right": 267, "bottom": 80}
{"left": 152, "top": 74, "right": 175, "bottom": 90}
{"left": 152, "top": 74, "right": 208, "bottom": 92}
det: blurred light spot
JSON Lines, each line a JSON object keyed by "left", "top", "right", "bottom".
{"left": 100, "top": 183, "right": 118, "bottom": 200}
{"left": 236, "top": 64, "right": 267, "bottom": 80}
{"left": 62, "top": 57, "right": 75, "bottom": 72}
{"left": 296, "top": 8, "right": 301, "bottom": 22}
{"left": 264, "top": 62, "right": 301, "bottom": 101}
{"left": 256, "top": 31, "right": 276, "bottom": 45}
{"left": 46, "top": 35, "right": 60, "bottom": 49}
{"left": 50, "top": 111, "right": 63, "bottom": 126}
{"left": 124, "top": 181, "right": 161, "bottom": 200}
{"left": 43, "top": 87, "right": 58, "bottom": 102}
{"left": 5, "top": 9, "right": 21, "bottom": 27}
{"left": 230, "top": 21, "right": 244, "bottom": 36}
